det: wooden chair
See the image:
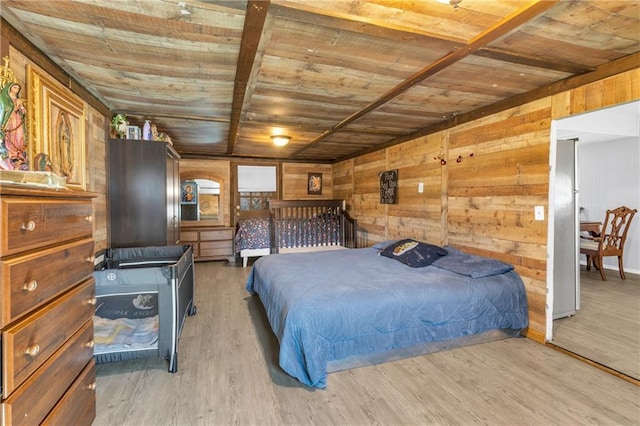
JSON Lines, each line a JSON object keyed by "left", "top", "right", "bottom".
{"left": 580, "top": 206, "right": 637, "bottom": 281}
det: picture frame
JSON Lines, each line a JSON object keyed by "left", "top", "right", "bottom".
{"left": 307, "top": 172, "right": 322, "bottom": 195}
{"left": 199, "top": 194, "right": 219, "bottom": 218}
{"left": 181, "top": 180, "right": 198, "bottom": 204}
{"left": 27, "top": 65, "right": 86, "bottom": 189}
{"left": 380, "top": 169, "right": 398, "bottom": 204}
{"left": 126, "top": 125, "right": 141, "bottom": 140}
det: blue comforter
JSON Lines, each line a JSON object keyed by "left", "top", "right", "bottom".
{"left": 246, "top": 247, "right": 528, "bottom": 388}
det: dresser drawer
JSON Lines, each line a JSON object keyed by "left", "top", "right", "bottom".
{"left": 200, "top": 248, "right": 233, "bottom": 257}
{"left": 2, "top": 279, "right": 95, "bottom": 397}
{"left": 0, "top": 197, "right": 93, "bottom": 257}
{"left": 41, "top": 359, "right": 96, "bottom": 426}
{"left": 180, "top": 231, "right": 198, "bottom": 242}
{"left": 200, "top": 228, "right": 234, "bottom": 241}
{"left": 200, "top": 241, "right": 233, "bottom": 257}
{"left": 2, "top": 320, "right": 94, "bottom": 425}
{"left": 0, "top": 238, "right": 95, "bottom": 327}
{"left": 200, "top": 240, "right": 233, "bottom": 251}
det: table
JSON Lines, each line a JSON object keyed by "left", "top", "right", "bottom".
{"left": 580, "top": 221, "right": 601, "bottom": 236}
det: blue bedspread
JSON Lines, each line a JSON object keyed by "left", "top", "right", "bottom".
{"left": 246, "top": 247, "right": 528, "bottom": 388}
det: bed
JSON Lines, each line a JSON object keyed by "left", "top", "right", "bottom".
{"left": 246, "top": 241, "right": 528, "bottom": 388}
{"left": 235, "top": 199, "right": 358, "bottom": 267}
{"left": 93, "top": 245, "right": 196, "bottom": 373}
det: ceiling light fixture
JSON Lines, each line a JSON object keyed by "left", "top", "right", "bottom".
{"left": 436, "top": 0, "right": 462, "bottom": 9}
{"left": 178, "top": 2, "right": 191, "bottom": 15}
{"left": 271, "top": 135, "right": 291, "bottom": 147}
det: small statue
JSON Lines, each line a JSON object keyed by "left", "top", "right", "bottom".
{"left": 0, "top": 57, "right": 28, "bottom": 171}
{"left": 158, "top": 132, "right": 172, "bottom": 145}
{"left": 34, "top": 152, "right": 52, "bottom": 171}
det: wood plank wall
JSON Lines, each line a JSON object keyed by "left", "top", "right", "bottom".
{"left": 447, "top": 99, "right": 550, "bottom": 339}
{"left": 86, "top": 106, "right": 108, "bottom": 252}
{"left": 334, "top": 68, "right": 640, "bottom": 341}
{"left": 282, "top": 163, "right": 333, "bottom": 200}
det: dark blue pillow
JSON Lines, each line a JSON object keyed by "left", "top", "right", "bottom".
{"left": 379, "top": 239, "right": 447, "bottom": 268}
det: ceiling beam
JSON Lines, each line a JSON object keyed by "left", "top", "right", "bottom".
{"left": 473, "top": 47, "right": 594, "bottom": 74}
{"left": 289, "top": 0, "right": 559, "bottom": 159}
{"left": 226, "top": 0, "right": 270, "bottom": 155}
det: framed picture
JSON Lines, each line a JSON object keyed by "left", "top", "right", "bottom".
{"left": 308, "top": 172, "right": 322, "bottom": 195}
{"left": 27, "top": 65, "right": 86, "bottom": 189}
{"left": 127, "top": 126, "right": 141, "bottom": 140}
{"left": 199, "top": 194, "right": 219, "bottom": 218}
{"left": 380, "top": 169, "right": 398, "bottom": 204}
{"left": 181, "top": 181, "right": 198, "bottom": 204}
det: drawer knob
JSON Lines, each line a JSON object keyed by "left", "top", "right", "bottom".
{"left": 23, "top": 280, "right": 38, "bottom": 292}
{"left": 88, "top": 382, "right": 96, "bottom": 391}
{"left": 87, "top": 255, "right": 95, "bottom": 263}
{"left": 86, "top": 340, "right": 95, "bottom": 349}
{"left": 20, "top": 220, "right": 36, "bottom": 232}
{"left": 88, "top": 296, "right": 97, "bottom": 306}
{"left": 85, "top": 215, "right": 93, "bottom": 222}
{"left": 25, "top": 344, "right": 40, "bottom": 357}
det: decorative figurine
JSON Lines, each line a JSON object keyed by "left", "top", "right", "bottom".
{"left": 0, "top": 56, "right": 29, "bottom": 171}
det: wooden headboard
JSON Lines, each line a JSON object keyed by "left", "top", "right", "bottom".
{"left": 268, "top": 199, "right": 358, "bottom": 252}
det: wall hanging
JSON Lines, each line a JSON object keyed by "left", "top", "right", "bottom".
{"left": 380, "top": 169, "right": 398, "bottom": 204}
{"left": 27, "top": 65, "right": 86, "bottom": 189}
{"left": 307, "top": 172, "right": 322, "bottom": 195}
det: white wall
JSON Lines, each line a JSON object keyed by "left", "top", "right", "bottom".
{"left": 578, "top": 137, "right": 640, "bottom": 274}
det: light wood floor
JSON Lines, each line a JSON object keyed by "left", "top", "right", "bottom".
{"left": 94, "top": 261, "right": 640, "bottom": 426}
{"left": 552, "top": 267, "right": 640, "bottom": 379}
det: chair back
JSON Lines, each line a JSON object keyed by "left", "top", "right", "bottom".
{"left": 600, "top": 206, "right": 637, "bottom": 254}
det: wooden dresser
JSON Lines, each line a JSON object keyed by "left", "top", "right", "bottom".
{"left": 180, "top": 225, "right": 234, "bottom": 261}
{"left": 0, "top": 185, "right": 96, "bottom": 425}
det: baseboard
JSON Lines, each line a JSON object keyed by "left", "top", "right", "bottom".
{"left": 579, "top": 260, "right": 639, "bottom": 276}
{"left": 522, "top": 327, "right": 545, "bottom": 343}
{"left": 546, "top": 342, "right": 639, "bottom": 386}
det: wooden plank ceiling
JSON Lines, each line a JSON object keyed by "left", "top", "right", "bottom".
{"left": 2, "top": 0, "right": 639, "bottom": 162}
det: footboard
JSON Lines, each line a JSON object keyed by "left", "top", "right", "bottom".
{"left": 269, "top": 199, "right": 357, "bottom": 253}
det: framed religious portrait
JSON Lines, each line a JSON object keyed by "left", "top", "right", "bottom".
{"left": 199, "top": 194, "right": 219, "bottom": 218}
{"left": 126, "top": 125, "right": 141, "bottom": 140}
{"left": 27, "top": 65, "right": 86, "bottom": 189}
{"left": 181, "top": 180, "right": 198, "bottom": 204}
{"left": 308, "top": 172, "right": 322, "bottom": 195}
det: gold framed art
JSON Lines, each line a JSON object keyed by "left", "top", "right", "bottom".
{"left": 307, "top": 172, "right": 322, "bottom": 195}
{"left": 27, "top": 65, "right": 86, "bottom": 189}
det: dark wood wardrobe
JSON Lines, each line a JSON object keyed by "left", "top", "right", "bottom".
{"left": 108, "top": 138, "right": 181, "bottom": 248}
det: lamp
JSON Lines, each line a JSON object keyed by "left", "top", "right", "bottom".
{"left": 271, "top": 135, "right": 291, "bottom": 146}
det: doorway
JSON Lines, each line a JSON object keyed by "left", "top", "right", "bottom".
{"left": 548, "top": 101, "right": 640, "bottom": 380}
